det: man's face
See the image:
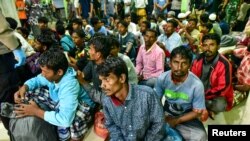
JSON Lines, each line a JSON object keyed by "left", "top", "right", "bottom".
{"left": 33, "top": 40, "right": 44, "bottom": 52}
{"left": 170, "top": 54, "right": 190, "bottom": 78}
{"left": 72, "top": 32, "right": 84, "bottom": 47}
{"left": 118, "top": 23, "right": 127, "bottom": 35}
{"left": 163, "top": 23, "right": 175, "bottom": 35}
{"left": 38, "top": 22, "right": 47, "bottom": 30}
{"left": 94, "top": 20, "right": 102, "bottom": 29}
{"left": 40, "top": 66, "right": 61, "bottom": 82}
{"left": 202, "top": 39, "right": 219, "bottom": 58}
{"left": 82, "top": 19, "right": 88, "bottom": 26}
{"left": 110, "top": 46, "right": 119, "bottom": 57}
{"left": 99, "top": 73, "right": 124, "bottom": 96}
{"left": 125, "top": 16, "right": 131, "bottom": 23}
{"left": 186, "top": 21, "right": 196, "bottom": 31}
{"left": 144, "top": 31, "right": 156, "bottom": 47}
{"left": 88, "top": 44, "right": 99, "bottom": 61}
{"left": 140, "top": 23, "right": 147, "bottom": 33}
{"left": 72, "top": 23, "right": 81, "bottom": 30}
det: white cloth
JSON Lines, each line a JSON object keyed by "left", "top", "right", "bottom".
{"left": 14, "top": 32, "right": 35, "bottom": 57}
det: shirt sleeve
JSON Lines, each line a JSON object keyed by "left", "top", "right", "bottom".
{"left": 103, "top": 103, "right": 125, "bottom": 140}
{"left": 192, "top": 81, "right": 206, "bottom": 111}
{"left": 24, "top": 74, "right": 49, "bottom": 91}
{"left": 135, "top": 46, "right": 143, "bottom": 75}
{"left": 44, "top": 81, "right": 79, "bottom": 127}
{"left": 233, "top": 48, "right": 246, "bottom": 59}
{"left": 154, "top": 73, "right": 166, "bottom": 99}
{"left": 150, "top": 50, "right": 165, "bottom": 77}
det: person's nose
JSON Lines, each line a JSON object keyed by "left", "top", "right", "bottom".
{"left": 100, "top": 82, "right": 106, "bottom": 89}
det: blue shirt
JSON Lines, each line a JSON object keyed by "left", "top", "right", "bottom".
{"left": 25, "top": 67, "right": 95, "bottom": 127}
{"left": 154, "top": 71, "right": 206, "bottom": 117}
{"left": 103, "top": 84, "right": 165, "bottom": 141}
{"left": 157, "top": 32, "right": 183, "bottom": 53}
{"left": 89, "top": 26, "right": 107, "bottom": 36}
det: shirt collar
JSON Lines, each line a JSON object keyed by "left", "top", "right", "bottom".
{"left": 110, "top": 84, "right": 133, "bottom": 106}
{"left": 145, "top": 42, "right": 157, "bottom": 53}
{"left": 121, "top": 32, "right": 128, "bottom": 38}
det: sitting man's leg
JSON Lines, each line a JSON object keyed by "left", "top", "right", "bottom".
{"left": 70, "top": 101, "right": 93, "bottom": 141}
{"left": 205, "top": 96, "right": 227, "bottom": 119}
{"left": 176, "top": 119, "right": 207, "bottom": 141}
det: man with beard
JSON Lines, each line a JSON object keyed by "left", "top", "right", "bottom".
{"left": 191, "top": 33, "right": 234, "bottom": 120}
{"left": 155, "top": 46, "right": 207, "bottom": 141}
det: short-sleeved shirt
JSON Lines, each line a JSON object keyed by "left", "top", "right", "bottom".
{"left": 154, "top": 71, "right": 206, "bottom": 117}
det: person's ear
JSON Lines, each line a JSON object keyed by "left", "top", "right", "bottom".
{"left": 57, "top": 69, "right": 64, "bottom": 76}
{"left": 42, "top": 45, "right": 47, "bottom": 51}
{"left": 120, "top": 74, "right": 126, "bottom": 83}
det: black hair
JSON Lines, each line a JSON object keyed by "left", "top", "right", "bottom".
{"left": 118, "top": 20, "right": 129, "bottom": 28}
{"left": 38, "top": 48, "right": 68, "bottom": 74}
{"left": 170, "top": 46, "right": 193, "bottom": 64}
{"left": 72, "top": 29, "right": 86, "bottom": 38}
{"left": 145, "top": 29, "right": 158, "bottom": 38}
{"left": 202, "top": 22, "right": 213, "bottom": 32}
{"left": 200, "top": 13, "right": 209, "bottom": 23}
{"left": 17, "top": 27, "right": 30, "bottom": 38}
{"left": 38, "top": 16, "right": 49, "bottom": 24}
{"left": 55, "top": 24, "right": 65, "bottom": 35}
{"left": 71, "top": 18, "right": 83, "bottom": 26}
{"left": 167, "top": 19, "right": 178, "bottom": 28}
{"left": 88, "top": 35, "right": 111, "bottom": 59}
{"left": 90, "top": 16, "right": 100, "bottom": 26}
{"left": 36, "top": 30, "right": 55, "bottom": 49}
{"left": 188, "top": 18, "right": 198, "bottom": 25}
{"left": 5, "top": 17, "right": 18, "bottom": 29}
{"left": 218, "top": 11, "right": 226, "bottom": 20}
{"left": 157, "top": 13, "right": 165, "bottom": 20}
{"left": 141, "top": 21, "right": 151, "bottom": 29}
{"left": 124, "top": 13, "right": 131, "bottom": 18}
{"left": 202, "top": 33, "right": 221, "bottom": 45}
{"left": 97, "top": 57, "right": 128, "bottom": 83}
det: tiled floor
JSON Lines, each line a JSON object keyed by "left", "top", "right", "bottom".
{"left": 0, "top": 99, "right": 248, "bottom": 141}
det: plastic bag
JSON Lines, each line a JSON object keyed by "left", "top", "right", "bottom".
{"left": 9, "top": 116, "right": 58, "bottom": 141}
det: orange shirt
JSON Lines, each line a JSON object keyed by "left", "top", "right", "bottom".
{"left": 16, "top": 0, "right": 27, "bottom": 19}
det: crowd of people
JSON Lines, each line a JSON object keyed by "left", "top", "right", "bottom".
{"left": 0, "top": 0, "right": 250, "bottom": 141}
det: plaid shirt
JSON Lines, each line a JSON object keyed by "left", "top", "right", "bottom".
{"left": 234, "top": 47, "right": 250, "bottom": 85}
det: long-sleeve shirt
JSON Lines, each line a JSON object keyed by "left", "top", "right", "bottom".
{"left": 136, "top": 43, "right": 165, "bottom": 80}
{"left": 103, "top": 84, "right": 165, "bottom": 141}
{"left": 25, "top": 67, "right": 94, "bottom": 127}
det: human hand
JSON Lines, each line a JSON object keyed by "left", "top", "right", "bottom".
{"left": 14, "top": 101, "right": 40, "bottom": 118}
{"left": 14, "top": 86, "right": 27, "bottom": 104}
{"left": 234, "top": 84, "right": 250, "bottom": 92}
{"left": 165, "top": 116, "right": 178, "bottom": 128}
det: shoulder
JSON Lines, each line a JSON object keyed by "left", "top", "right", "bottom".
{"left": 133, "top": 84, "right": 155, "bottom": 95}
{"left": 188, "top": 72, "right": 204, "bottom": 86}
{"left": 217, "top": 54, "right": 231, "bottom": 67}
